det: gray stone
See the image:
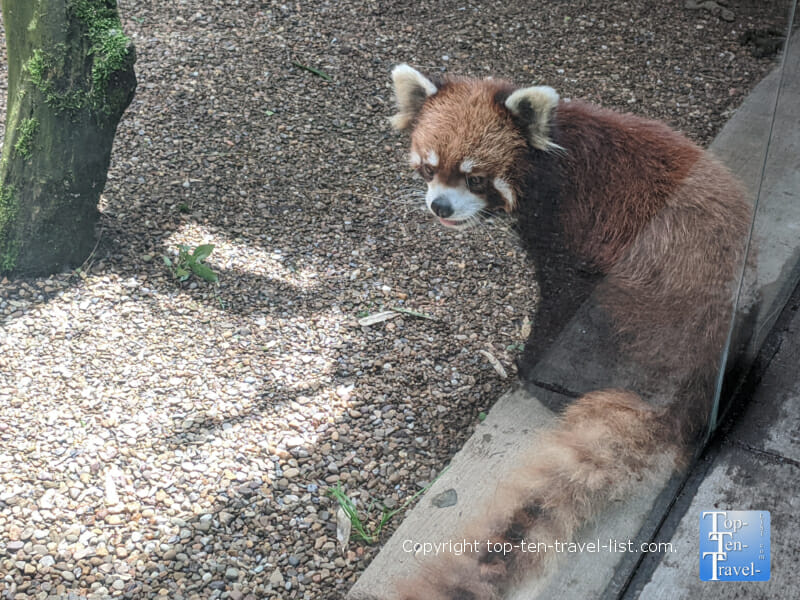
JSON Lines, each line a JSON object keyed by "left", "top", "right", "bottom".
{"left": 430, "top": 489, "right": 457, "bottom": 508}
{"left": 269, "top": 569, "right": 285, "bottom": 587}
{"left": 39, "top": 555, "right": 55, "bottom": 568}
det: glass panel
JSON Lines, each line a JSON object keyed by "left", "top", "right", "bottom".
{"left": 713, "top": 1, "right": 800, "bottom": 433}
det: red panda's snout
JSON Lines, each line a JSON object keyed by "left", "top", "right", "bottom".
{"left": 424, "top": 177, "right": 487, "bottom": 228}
{"left": 421, "top": 172, "right": 518, "bottom": 228}
{"left": 411, "top": 151, "right": 517, "bottom": 229}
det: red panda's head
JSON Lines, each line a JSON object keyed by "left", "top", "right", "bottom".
{"left": 390, "top": 64, "right": 561, "bottom": 228}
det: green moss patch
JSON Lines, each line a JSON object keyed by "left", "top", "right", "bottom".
{"left": 13, "top": 118, "right": 40, "bottom": 159}
{"left": 26, "top": 47, "right": 87, "bottom": 113}
{"left": 25, "top": 2, "right": 132, "bottom": 114}
{"left": 67, "top": 0, "right": 132, "bottom": 96}
{"left": 27, "top": 48, "right": 50, "bottom": 88}
{"left": 0, "top": 183, "right": 19, "bottom": 271}
{"left": 0, "top": 184, "right": 15, "bottom": 230}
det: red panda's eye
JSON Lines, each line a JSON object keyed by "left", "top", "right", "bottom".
{"left": 420, "top": 164, "right": 435, "bottom": 181}
{"left": 467, "top": 175, "right": 487, "bottom": 192}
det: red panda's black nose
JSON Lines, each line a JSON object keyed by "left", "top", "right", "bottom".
{"left": 430, "top": 196, "right": 454, "bottom": 218}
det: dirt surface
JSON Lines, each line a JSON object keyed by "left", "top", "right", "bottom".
{"left": 0, "top": 1, "right": 792, "bottom": 599}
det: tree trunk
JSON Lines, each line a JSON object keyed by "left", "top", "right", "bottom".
{"left": 0, "top": 0, "right": 136, "bottom": 275}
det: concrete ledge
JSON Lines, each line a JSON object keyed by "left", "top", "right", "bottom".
{"left": 349, "top": 31, "right": 800, "bottom": 600}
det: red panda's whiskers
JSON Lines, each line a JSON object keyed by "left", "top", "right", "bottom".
{"left": 476, "top": 209, "right": 520, "bottom": 245}
{"left": 469, "top": 213, "right": 503, "bottom": 247}
{"left": 387, "top": 191, "right": 425, "bottom": 206}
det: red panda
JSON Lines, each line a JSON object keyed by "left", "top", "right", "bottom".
{"left": 383, "top": 64, "right": 752, "bottom": 599}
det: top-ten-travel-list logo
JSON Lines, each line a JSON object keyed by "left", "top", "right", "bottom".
{"left": 699, "top": 510, "right": 770, "bottom": 581}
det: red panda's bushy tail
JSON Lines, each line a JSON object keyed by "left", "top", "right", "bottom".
{"left": 397, "top": 388, "right": 698, "bottom": 600}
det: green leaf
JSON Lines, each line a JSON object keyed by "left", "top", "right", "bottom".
{"left": 190, "top": 262, "right": 219, "bottom": 282}
{"left": 292, "top": 61, "right": 332, "bottom": 81}
{"left": 162, "top": 255, "right": 173, "bottom": 267}
{"left": 176, "top": 267, "right": 191, "bottom": 281}
{"left": 192, "top": 244, "right": 215, "bottom": 262}
{"left": 390, "top": 306, "right": 436, "bottom": 320}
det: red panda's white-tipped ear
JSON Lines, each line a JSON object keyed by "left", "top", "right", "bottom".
{"left": 505, "top": 86, "right": 561, "bottom": 151}
{"left": 390, "top": 64, "right": 438, "bottom": 131}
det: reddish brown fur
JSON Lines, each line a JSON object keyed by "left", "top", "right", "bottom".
{"left": 601, "top": 153, "right": 751, "bottom": 371}
{"left": 548, "top": 103, "right": 750, "bottom": 370}
{"left": 554, "top": 101, "right": 705, "bottom": 270}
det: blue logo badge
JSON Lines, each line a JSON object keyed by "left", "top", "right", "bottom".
{"left": 699, "top": 510, "right": 770, "bottom": 581}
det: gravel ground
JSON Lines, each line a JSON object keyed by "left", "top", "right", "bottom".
{"left": 0, "top": 1, "right": 791, "bottom": 599}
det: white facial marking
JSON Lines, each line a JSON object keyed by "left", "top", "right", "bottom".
{"left": 425, "top": 179, "right": 486, "bottom": 228}
{"left": 492, "top": 178, "right": 516, "bottom": 210}
{"left": 409, "top": 151, "right": 421, "bottom": 168}
{"left": 425, "top": 150, "right": 439, "bottom": 167}
{"left": 459, "top": 159, "right": 475, "bottom": 174}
